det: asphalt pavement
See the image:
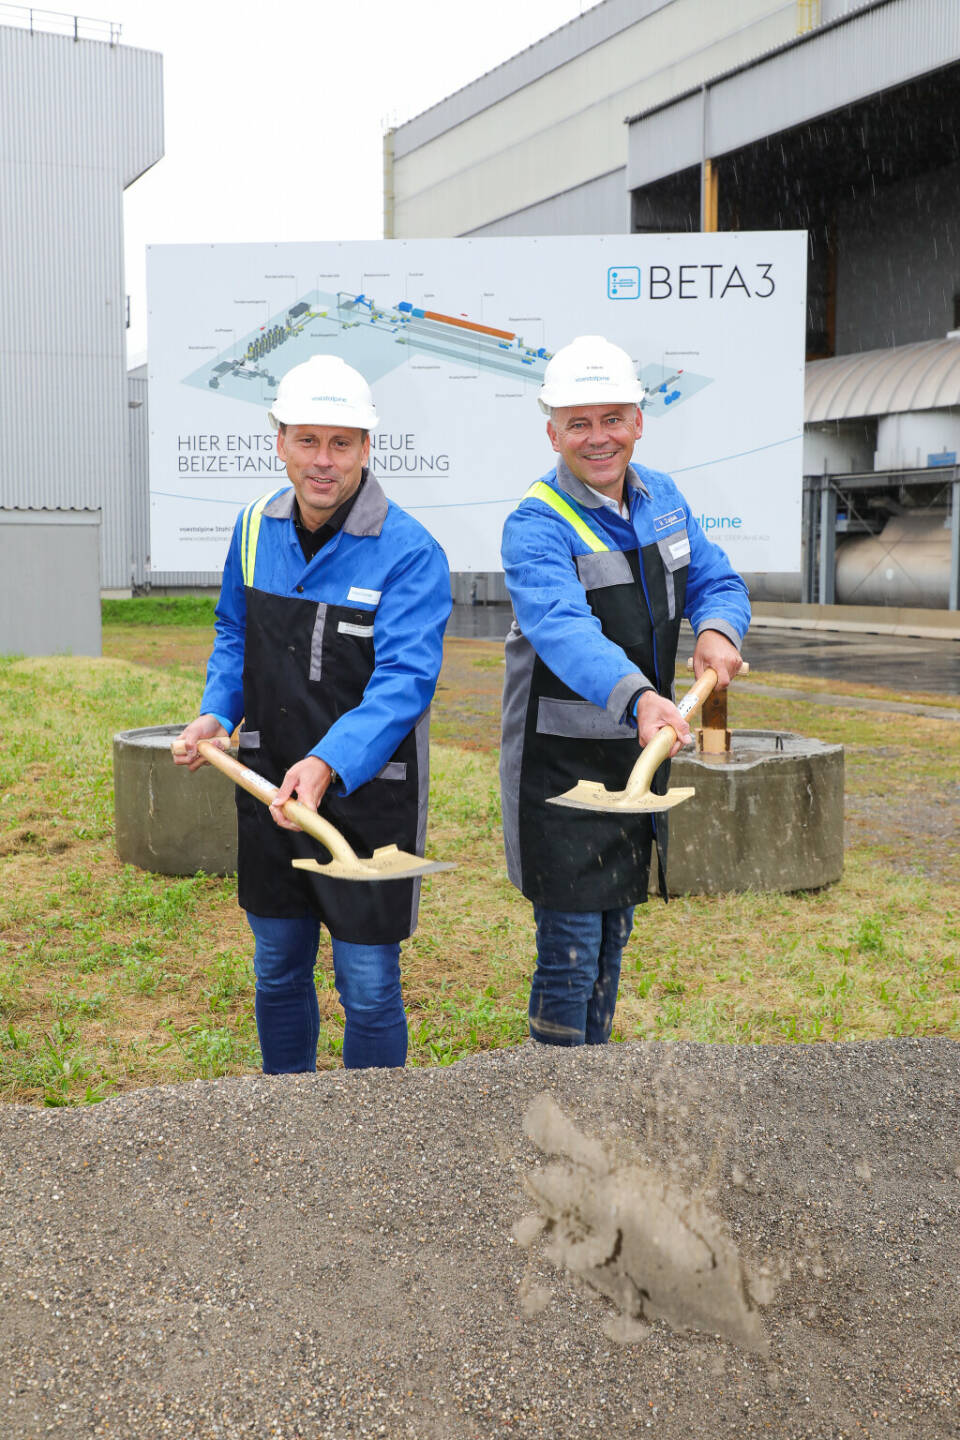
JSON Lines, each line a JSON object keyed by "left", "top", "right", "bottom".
{"left": 448, "top": 605, "right": 960, "bottom": 696}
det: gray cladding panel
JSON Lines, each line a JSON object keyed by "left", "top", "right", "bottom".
{"left": 0, "top": 28, "right": 163, "bottom": 184}
{"left": 128, "top": 371, "right": 149, "bottom": 588}
{"left": 0, "top": 514, "right": 102, "bottom": 656}
{"left": 466, "top": 169, "right": 628, "bottom": 238}
{"left": 627, "top": 93, "right": 703, "bottom": 191}
{"left": 0, "top": 27, "right": 163, "bottom": 590}
{"left": 628, "top": 0, "right": 960, "bottom": 190}
{"left": 392, "top": 1, "right": 674, "bottom": 158}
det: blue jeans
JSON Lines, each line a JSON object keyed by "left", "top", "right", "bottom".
{"left": 246, "top": 913, "right": 408, "bottom": 1072}
{"left": 528, "top": 905, "right": 635, "bottom": 1047}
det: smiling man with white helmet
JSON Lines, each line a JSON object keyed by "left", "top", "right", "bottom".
{"left": 175, "top": 355, "right": 451, "bottom": 1073}
{"left": 500, "top": 335, "right": 750, "bottom": 1048}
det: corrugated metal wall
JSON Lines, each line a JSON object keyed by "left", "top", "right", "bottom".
{"left": 465, "top": 168, "right": 629, "bottom": 237}
{"left": 389, "top": 0, "right": 797, "bottom": 238}
{"left": 0, "top": 25, "right": 163, "bottom": 590}
{"left": 392, "top": 0, "right": 673, "bottom": 158}
{"left": 627, "top": 0, "right": 960, "bottom": 189}
{"left": 127, "top": 366, "right": 150, "bottom": 589}
{"left": 0, "top": 508, "right": 102, "bottom": 656}
{"left": 126, "top": 364, "right": 221, "bottom": 591}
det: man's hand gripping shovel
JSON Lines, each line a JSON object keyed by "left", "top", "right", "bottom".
{"left": 170, "top": 738, "right": 455, "bottom": 881}
{"left": 546, "top": 662, "right": 749, "bottom": 815}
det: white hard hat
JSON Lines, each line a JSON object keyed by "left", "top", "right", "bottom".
{"left": 538, "top": 335, "right": 645, "bottom": 415}
{"left": 268, "top": 355, "right": 379, "bottom": 431}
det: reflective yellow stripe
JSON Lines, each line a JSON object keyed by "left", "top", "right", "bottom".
{"left": 523, "top": 481, "right": 610, "bottom": 553}
{"left": 240, "top": 492, "right": 275, "bottom": 587}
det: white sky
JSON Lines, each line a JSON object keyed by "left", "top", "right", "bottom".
{"left": 109, "top": 0, "right": 603, "bottom": 364}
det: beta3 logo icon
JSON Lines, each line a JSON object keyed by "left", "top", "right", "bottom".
{"left": 607, "top": 266, "right": 640, "bottom": 300}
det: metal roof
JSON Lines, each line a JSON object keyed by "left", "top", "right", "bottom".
{"left": 806, "top": 337, "right": 960, "bottom": 422}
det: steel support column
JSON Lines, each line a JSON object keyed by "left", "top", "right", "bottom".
{"left": 818, "top": 480, "right": 837, "bottom": 605}
{"left": 950, "top": 473, "right": 960, "bottom": 611}
{"left": 801, "top": 481, "right": 817, "bottom": 603}
{"left": 699, "top": 85, "right": 718, "bottom": 232}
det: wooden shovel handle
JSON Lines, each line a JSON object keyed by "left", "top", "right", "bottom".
{"left": 170, "top": 738, "right": 360, "bottom": 864}
{"left": 623, "top": 668, "right": 719, "bottom": 800}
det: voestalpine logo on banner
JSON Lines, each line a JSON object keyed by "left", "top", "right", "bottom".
{"left": 608, "top": 262, "right": 776, "bottom": 300}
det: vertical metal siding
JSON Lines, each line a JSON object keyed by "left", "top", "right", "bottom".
{"left": 392, "top": 2, "right": 797, "bottom": 238}
{"left": 0, "top": 25, "right": 162, "bottom": 590}
{"left": 707, "top": 0, "right": 960, "bottom": 159}
{"left": 127, "top": 366, "right": 223, "bottom": 591}
{"left": 628, "top": 0, "right": 960, "bottom": 189}
{"left": 127, "top": 368, "right": 150, "bottom": 589}
{"left": 392, "top": 0, "right": 678, "bottom": 158}
{"left": 626, "top": 91, "right": 703, "bottom": 190}
{"left": 465, "top": 169, "right": 629, "bottom": 237}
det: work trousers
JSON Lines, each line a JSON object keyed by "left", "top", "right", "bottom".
{"left": 246, "top": 913, "right": 408, "bottom": 1072}
{"left": 528, "top": 904, "right": 635, "bottom": 1047}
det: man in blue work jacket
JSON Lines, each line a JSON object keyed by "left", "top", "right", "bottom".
{"left": 175, "top": 356, "right": 451, "bottom": 1071}
{"left": 500, "top": 335, "right": 750, "bottom": 1047}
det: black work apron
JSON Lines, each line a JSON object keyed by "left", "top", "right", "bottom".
{"left": 514, "top": 540, "right": 687, "bottom": 911}
{"left": 235, "top": 588, "right": 424, "bottom": 944}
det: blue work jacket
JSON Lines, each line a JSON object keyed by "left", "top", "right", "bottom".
{"left": 200, "top": 474, "right": 451, "bottom": 941}
{"left": 502, "top": 459, "right": 750, "bottom": 714}
{"left": 201, "top": 475, "right": 451, "bottom": 796}
{"left": 499, "top": 457, "right": 750, "bottom": 909}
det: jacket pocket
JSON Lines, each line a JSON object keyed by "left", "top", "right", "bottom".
{"left": 375, "top": 761, "right": 407, "bottom": 781}
{"left": 536, "top": 697, "right": 636, "bottom": 740}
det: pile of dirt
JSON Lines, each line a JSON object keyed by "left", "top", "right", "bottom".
{"left": 1, "top": 1038, "right": 958, "bottom": 1438}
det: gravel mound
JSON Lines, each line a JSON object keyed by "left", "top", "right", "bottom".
{"left": 2, "top": 1038, "right": 958, "bottom": 1439}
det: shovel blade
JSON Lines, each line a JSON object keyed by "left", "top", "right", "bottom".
{"left": 547, "top": 781, "right": 697, "bottom": 814}
{"left": 292, "top": 846, "right": 455, "bottom": 882}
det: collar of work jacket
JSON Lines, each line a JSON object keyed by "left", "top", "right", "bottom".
{"left": 260, "top": 468, "right": 389, "bottom": 538}
{"left": 553, "top": 457, "right": 651, "bottom": 511}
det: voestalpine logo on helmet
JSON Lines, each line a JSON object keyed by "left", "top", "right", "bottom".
{"left": 267, "top": 356, "right": 380, "bottom": 432}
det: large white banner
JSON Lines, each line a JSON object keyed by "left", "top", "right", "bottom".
{"left": 147, "top": 234, "right": 806, "bottom": 574}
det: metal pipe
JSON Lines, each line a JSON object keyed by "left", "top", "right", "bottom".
{"left": 382, "top": 127, "right": 395, "bottom": 240}
{"left": 801, "top": 482, "right": 816, "bottom": 603}
{"left": 699, "top": 84, "right": 708, "bottom": 232}
{"left": 818, "top": 481, "right": 837, "bottom": 604}
{"left": 950, "top": 475, "right": 960, "bottom": 611}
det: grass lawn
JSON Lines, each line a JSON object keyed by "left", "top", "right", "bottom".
{"left": 1, "top": 597, "right": 958, "bottom": 1104}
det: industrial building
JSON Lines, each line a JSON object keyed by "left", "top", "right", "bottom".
{"left": 0, "top": 7, "right": 162, "bottom": 619}
{"left": 386, "top": 0, "right": 960, "bottom": 614}
{"left": 3, "top": 1, "right": 958, "bottom": 619}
